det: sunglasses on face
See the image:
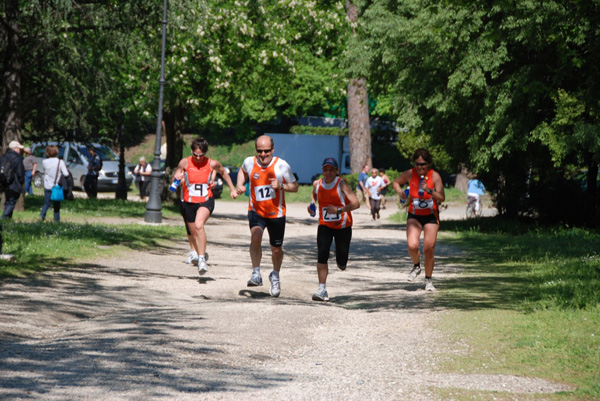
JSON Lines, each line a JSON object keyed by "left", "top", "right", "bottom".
{"left": 256, "top": 148, "right": 273, "bottom": 154}
{"left": 192, "top": 152, "right": 204, "bottom": 157}
{"left": 414, "top": 162, "right": 428, "bottom": 167}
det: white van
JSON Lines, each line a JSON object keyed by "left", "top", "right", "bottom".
{"left": 31, "top": 142, "right": 134, "bottom": 191}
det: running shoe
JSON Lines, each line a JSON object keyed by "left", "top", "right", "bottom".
{"left": 247, "top": 271, "right": 263, "bottom": 287}
{"left": 198, "top": 260, "right": 208, "bottom": 276}
{"left": 425, "top": 278, "right": 436, "bottom": 292}
{"left": 408, "top": 266, "right": 421, "bottom": 282}
{"left": 186, "top": 250, "right": 198, "bottom": 264}
{"left": 312, "top": 287, "right": 329, "bottom": 301}
{"left": 269, "top": 271, "right": 281, "bottom": 297}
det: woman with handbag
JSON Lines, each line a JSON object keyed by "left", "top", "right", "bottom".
{"left": 40, "top": 145, "right": 69, "bottom": 222}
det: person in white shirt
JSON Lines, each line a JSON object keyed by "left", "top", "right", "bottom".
{"left": 133, "top": 156, "right": 153, "bottom": 200}
{"left": 365, "top": 168, "right": 384, "bottom": 220}
{"left": 40, "top": 145, "right": 69, "bottom": 222}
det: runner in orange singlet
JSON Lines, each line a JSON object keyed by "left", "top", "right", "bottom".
{"left": 171, "top": 138, "right": 238, "bottom": 276}
{"left": 392, "top": 148, "right": 445, "bottom": 291}
{"left": 235, "top": 135, "right": 298, "bottom": 297}
{"left": 307, "top": 158, "right": 359, "bottom": 301}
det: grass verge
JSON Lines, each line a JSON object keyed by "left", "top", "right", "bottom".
{"left": 435, "top": 217, "right": 600, "bottom": 399}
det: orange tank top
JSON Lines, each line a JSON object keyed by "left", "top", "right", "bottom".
{"left": 248, "top": 157, "right": 286, "bottom": 218}
{"left": 316, "top": 176, "right": 352, "bottom": 229}
{"left": 408, "top": 168, "right": 438, "bottom": 216}
{"left": 182, "top": 156, "right": 213, "bottom": 203}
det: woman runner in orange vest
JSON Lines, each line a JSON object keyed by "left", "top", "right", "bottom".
{"left": 392, "top": 148, "right": 445, "bottom": 291}
{"left": 171, "top": 138, "right": 238, "bottom": 276}
{"left": 307, "top": 157, "right": 360, "bottom": 301}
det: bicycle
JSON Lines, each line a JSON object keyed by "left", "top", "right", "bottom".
{"left": 466, "top": 196, "right": 482, "bottom": 218}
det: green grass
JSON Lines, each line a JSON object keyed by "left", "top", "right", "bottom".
{"left": 0, "top": 220, "right": 186, "bottom": 278}
{"left": 434, "top": 218, "right": 600, "bottom": 399}
{"left": 18, "top": 195, "right": 182, "bottom": 220}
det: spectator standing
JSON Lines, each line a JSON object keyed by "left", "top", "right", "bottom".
{"left": 22, "top": 147, "right": 37, "bottom": 196}
{"left": 133, "top": 156, "right": 153, "bottom": 201}
{"left": 235, "top": 135, "right": 298, "bottom": 297}
{"left": 308, "top": 157, "right": 360, "bottom": 301}
{"left": 365, "top": 168, "right": 385, "bottom": 220}
{"left": 1, "top": 141, "right": 25, "bottom": 219}
{"left": 84, "top": 146, "right": 102, "bottom": 199}
{"left": 379, "top": 169, "right": 391, "bottom": 209}
{"left": 40, "top": 145, "right": 69, "bottom": 222}
{"left": 356, "top": 164, "right": 370, "bottom": 208}
{"left": 392, "top": 148, "right": 445, "bottom": 291}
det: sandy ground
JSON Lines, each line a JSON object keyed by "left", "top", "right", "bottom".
{"left": 0, "top": 197, "right": 572, "bottom": 400}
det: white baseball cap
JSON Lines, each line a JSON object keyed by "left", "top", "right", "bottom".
{"left": 8, "top": 140, "right": 24, "bottom": 150}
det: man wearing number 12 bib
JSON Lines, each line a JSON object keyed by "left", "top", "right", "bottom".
{"left": 172, "top": 138, "right": 239, "bottom": 276}
{"left": 236, "top": 135, "right": 298, "bottom": 297}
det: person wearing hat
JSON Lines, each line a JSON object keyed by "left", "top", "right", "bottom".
{"left": 133, "top": 156, "right": 153, "bottom": 200}
{"left": 22, "top": 146, "right": 37, "bottom": 196}
{"left": 307, "top": 157, "right": 360, "bottom": 301}
{"left": 1, "top": 141, "right": 26, "bottom": 219}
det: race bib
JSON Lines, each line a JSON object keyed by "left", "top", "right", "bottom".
{"left": 322, "top": 207, "right": 342, "bottom": 222}
{"left": 413, "top": 198, "right": 434, "bottom": 210}
{"left": 188, "top": 183, "right": 209, "bottom": 197}
{"left": 254, "top": 184, "right": 276, "bottom": 201}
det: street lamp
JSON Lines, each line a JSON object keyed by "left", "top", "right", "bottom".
{"left": 145, "top": 0, "right": 168, "bottom": 223}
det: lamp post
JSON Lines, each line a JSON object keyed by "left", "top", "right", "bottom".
{"left": 145, "top": 0, "right": 168, "bottom": 223}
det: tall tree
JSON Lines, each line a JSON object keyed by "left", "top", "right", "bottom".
{"left": 345, "top": 0, "right": 371, "bottom": 171}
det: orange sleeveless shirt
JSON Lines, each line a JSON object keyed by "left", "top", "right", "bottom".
{"left": 408, "top": 168, "right": 438, "bottom": 216}
{"left": 182, "top": 156, "right": 213, "bottom": 203}
{"left": 316, "top": 176, "right": 352, "bottom": 229}
{"left": 248, "top": 157, "right": 286, "bottom": 218}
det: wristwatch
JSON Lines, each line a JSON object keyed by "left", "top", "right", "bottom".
{"left": 337, "top": 207, "right": 342, "bottom": 214}
{"left": 426, "top": 188, "right": 433, "bottom": 195}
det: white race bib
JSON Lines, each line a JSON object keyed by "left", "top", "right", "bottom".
{"left": 413, "top": 198, "right": 434, "bottom": 210}
{"left": 188, "top": 183, "right": 209, "bottom": 197}
{"left": 254, "top": 184, "right": 276, "bottom": 201}
{"left": 322, "top": 207, "right": 341, "bottom": 222}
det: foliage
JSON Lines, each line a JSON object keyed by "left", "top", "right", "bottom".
{"left": 289, "top": 126, "right": 347, "bottom": 136}
{"left": 358, "top": 0, "right": 600, "bottom": 225}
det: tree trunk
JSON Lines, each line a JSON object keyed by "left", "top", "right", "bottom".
{"left": 346, "top": 1, "right": 371, "bottom": 173}
{"left": 1, "top": 0, "right": 22, "bottom": 151}
{"left": 115, "top": 124, "right": 128, "bottom": 200}
{"left": 163, "top": 105, "right": 185, "bottom": 170}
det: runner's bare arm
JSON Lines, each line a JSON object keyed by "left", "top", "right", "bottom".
{"left": 210, "top": 159, "right": 239, "bottom": 199}
{"left": 236, "top": 167, "right": 248, "bottom": 194}
{"left": 173, "top": 158, "right": 188, "bottom": 181}
{"left": 339, "top": 179, "right": 360, "bottom": 212}
{"left": 308, "top": 180, "right": 318, "bottom": 214}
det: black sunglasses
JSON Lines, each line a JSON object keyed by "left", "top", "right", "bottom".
{"left": 414, "top": 162, "right": 428, "bottom": 167}
{"left": 256, "top": 148, "right": 273, "bottom": 154}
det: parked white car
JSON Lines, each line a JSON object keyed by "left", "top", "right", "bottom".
{"left": 31, "top": 142, "right": 134, "bottom": 191}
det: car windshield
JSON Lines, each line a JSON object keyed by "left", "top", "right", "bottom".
{"left": 78, "top": 145, "right": 119, "bottom": 162}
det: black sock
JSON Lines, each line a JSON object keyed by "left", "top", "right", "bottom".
{"left": 413, "top": 263, "right": 420, "bottom": 269}
{"left": 425, "top": 276, "right": 432, "bottom": 279}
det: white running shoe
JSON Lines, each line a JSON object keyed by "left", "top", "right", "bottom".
{"left": 425, "top": 278, "right": 436, "bottom": 291}
{"left": 198, "top": 259, "right": 208, "bottom": 275}
{"left": 269, "top": 271, "right": 281, "bottom": 297}
{"left": 312, "top": 287, "right": 329, "bottom": 301}
{"left": 408, "top": 266, "right": 421, "bottom": 282}
{"left": 247, "top": 271, "right": 263, "bottom": 287}
{"left": 186, "top": 250, "right": 198, "bottom": 264}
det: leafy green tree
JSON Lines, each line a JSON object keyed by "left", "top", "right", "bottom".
{"left": 358, "top": 0, "right": 600, "bottom": 224}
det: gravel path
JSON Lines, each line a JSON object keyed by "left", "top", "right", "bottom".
{"left": 0, "top": 200, "right": 572, "bottom": 400}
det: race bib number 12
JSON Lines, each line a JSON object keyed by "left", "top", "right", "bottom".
{"left": 254, "top": 184, "right": 276, "bottom": 201}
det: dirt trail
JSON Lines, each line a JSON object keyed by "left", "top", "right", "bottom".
{"left": 0, "top": 200, "right": 571, "bottom": 400}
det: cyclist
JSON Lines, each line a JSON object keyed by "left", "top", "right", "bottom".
{"left": 467, "top": 177, "right": 485, "bottom": 216}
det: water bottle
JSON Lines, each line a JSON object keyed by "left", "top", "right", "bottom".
{"left": 169, "top": 178, "right": 181, "bottom": 192}
{"left": 400, "top": 188, "right": 409, "bottom": 204}
{"left": 309, "top": 202, "right": 316, "bottom": 217}
{"left": 418, "top": 176, "right": 425, "bottom": 198}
